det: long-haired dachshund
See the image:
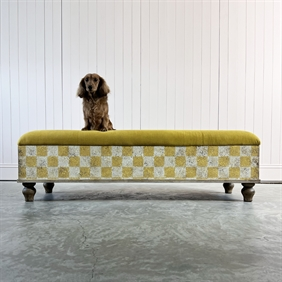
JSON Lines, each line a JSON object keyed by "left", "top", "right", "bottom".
{"left": 77, "top": 73, "right": 114, "bottom": 131}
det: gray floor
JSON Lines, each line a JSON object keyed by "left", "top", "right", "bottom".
{"left": 0, "top": 182, "right": 281, "bottom": 282}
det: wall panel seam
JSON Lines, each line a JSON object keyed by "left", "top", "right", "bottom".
{"left": 217, "top": 0, "right": 220, "bottom": 130}
{"left": 8, "top": 1, "right": 12, "bottom": 160}
{"left": 61, "top": 0, "right": 64, "bottom": 128}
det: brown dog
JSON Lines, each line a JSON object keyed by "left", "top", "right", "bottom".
{"left": 77, "top": 73, "right": 114, "bottom": 131}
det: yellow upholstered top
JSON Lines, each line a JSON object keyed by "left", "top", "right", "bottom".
{"left": 18, "top": 130, "right": 260, "bottom": 146}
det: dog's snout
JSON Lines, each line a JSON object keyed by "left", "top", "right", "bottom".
{"left": 88, "top": 85, "right": 92, "bottom": 90}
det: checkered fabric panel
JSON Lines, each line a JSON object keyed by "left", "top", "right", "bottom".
{"left": 18, "top": 145, "right": 259, "bottom": 181}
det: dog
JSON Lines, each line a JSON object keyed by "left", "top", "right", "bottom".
{"left": 77, "top": 73, "right": 114, "bottom": 131}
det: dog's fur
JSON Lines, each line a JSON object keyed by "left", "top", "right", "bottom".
{"left": 77, "top": 73, "right": 114, "bottom": 131}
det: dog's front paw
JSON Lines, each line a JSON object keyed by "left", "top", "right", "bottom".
{"left": 81, "top": 127, "right": 88, "bottom": 131}
{"left": 99, "top": 128, "right": 107, "bottom": 132}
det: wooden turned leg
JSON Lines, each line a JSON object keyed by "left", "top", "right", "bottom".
{"left": 22, "top": 183, "right": 36, "bottom": 202}
{"left": 43, "top": 183, "right": 54, "bottom": 193}
{"left": 241, "top": 183, "right": 255, "bottom": 202}
{"left": 223, "top": 183, "right": 234, "bottom": 194}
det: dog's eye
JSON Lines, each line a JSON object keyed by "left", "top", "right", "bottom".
{"left": 94, "top": 78, "right": 98, "bottom": 82}
{"left": 85, "top": 78, "right": 89, "bottom": 82}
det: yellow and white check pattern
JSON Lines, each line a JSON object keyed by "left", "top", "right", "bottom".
{"left": 18, "top": 145, "right": 259, "bottom": 181}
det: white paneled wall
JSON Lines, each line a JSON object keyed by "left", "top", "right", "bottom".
{"left": 0, "top": 0, "right": 281, "bottom": 181}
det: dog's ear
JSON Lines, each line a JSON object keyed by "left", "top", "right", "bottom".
{"left": 97, "top": 76, "right": 110, "bottom": 97}
{"left": 77, "top": 77, "right": 87, "bottom": 98}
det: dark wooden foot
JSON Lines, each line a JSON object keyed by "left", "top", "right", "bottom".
{"left": 43, "top": 183, "right": 54, "bottom": 193}
{"left": 223, "top": 183, "right": 234, "bottom": 194}
{"left": 241, "top": 183, "right": 255, "bottom": 202}
{"left": 22, "top": 183, "right": 36, "bottom": 202}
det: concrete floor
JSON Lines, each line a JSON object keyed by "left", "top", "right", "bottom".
{"left": 0, "top": 182, "right": 281, "bottom": 282}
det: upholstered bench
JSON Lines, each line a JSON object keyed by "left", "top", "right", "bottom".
{"left": 18, "top": 130, "right": 260, "bottom": 202}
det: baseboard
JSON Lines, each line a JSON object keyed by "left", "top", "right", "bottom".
{"left": 0, "top": 164, "right": 18, "bottom": 181}
{"left": 1, "top": 164, "right": 281, "bottom": 182}
{"left": 259, "top": 165, "right": 282, "bottom": 182}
